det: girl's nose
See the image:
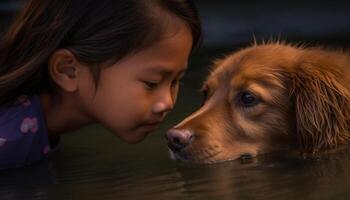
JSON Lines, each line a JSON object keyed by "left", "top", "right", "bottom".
{"left": 152, "top": 92, "right": 174, "bottom": 114}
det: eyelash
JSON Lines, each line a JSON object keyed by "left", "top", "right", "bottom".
{"left": 143, "top": 81, "right": 159, "bottom": 90}
{"left": 142, "top": 76, "right": 184, "bottom": 91}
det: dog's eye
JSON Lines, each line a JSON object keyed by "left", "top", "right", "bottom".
{"left": 240, "top": 92, "right": 259, "bottom": 107}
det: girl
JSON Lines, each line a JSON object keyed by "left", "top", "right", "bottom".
{"left": 0, "top": 0, "right": 201, "bottom": 169}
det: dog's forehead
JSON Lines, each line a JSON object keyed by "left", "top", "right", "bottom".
{"left": 207, "top": 44, "right": 300, "bottom": 86}
{"left": 225, "top": 45, "right": 297, "bottom": 70}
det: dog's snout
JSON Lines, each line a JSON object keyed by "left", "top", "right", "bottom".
{"left": 166, "top": 129, "right": 193, "bottom": 152}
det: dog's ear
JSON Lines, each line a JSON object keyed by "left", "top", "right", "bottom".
{"left": 290, "top": 62, "right": 350, "bottom": 155}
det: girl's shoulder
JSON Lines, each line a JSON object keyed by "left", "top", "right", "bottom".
{"left": 0, "top": 95, "right": 52, "bottom": 170}
{"left": 0, "top": 95, "right": 42, "bottom": 128}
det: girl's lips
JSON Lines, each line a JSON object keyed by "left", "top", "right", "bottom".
{"left": 145, "top": 121, "right": 161, "bottom": 126}
{"left": 143, "top": 119, "right": 163, "bottom": 126}
{"left": 140, "top": 124, "right": 159, "bottom": 132}
{"left": 138, "top": 119, "right": 163, "bottom": 132}
{"left": 139, "top": 120, "right": 162, "bottom": 130}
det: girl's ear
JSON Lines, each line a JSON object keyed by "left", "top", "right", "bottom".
{"left": 48, "top": 49, "right": 80, "bottom": 92}
{"left": 290, "top": 62, "right": 350, "bottom": 155}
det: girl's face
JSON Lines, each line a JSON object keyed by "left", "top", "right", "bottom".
{"left": 77, "top": 22, "right": 193, "bottom": 143}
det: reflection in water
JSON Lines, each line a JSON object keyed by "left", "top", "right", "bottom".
{"left": 2, "top": 149, "right": 350, "bottom": 200}
{"left": 1, "top": 50, "right": 350, "bottom": 200}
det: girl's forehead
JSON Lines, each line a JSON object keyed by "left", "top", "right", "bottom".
{"left": 142, "top": 65, "right": 188, "bottom": 75}
{"left": 131, "top": 25, "right": 191, "bottom": 64}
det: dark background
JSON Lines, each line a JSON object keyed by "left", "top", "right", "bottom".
{"left": 1, "top": 0, "right": 350, "bottom": 50}
{"left": 194, "top": 0, "right": 350, "bottom": 49}
{"left": 0, "top": 0, "right": 21, "bottom": 34}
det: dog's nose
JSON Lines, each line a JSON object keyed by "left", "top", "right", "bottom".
{"left": 166, "top": 129, "right": 193, "bottom": 152}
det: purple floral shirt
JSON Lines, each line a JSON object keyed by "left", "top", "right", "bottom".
{"left": 0, "top": 95, "right": 55, "bottom": 169}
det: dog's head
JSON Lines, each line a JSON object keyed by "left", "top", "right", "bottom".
{"left": 166, "top": 43, "right": 350, "bottom": 164}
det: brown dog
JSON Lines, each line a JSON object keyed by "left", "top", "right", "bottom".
{"left": 166, "top": 43, "right": 350, "bottom": 164}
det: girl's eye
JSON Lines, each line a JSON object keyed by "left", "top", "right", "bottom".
{"left": 143, "top": 81, "right": 159, "bottom": 90}
{"left": 239, "top": 91, "right": 259, "bottom": 107}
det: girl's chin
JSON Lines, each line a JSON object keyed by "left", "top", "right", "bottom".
{"left": 118, "top": 130, "right": 150, "bottom": 144}
{"left": 120, "top": 135, "right": 144, "bottom": 144}
{"left": 113, "top": 123, "right": 158, "bottom": 144}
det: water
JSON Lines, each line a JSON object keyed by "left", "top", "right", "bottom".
{"left": 1, "top": 49, "right": 350, "bottom": 200}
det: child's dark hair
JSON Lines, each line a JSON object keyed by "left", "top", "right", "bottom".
{"left": 0, "top": 0, "right": 202, "bottom": 105}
